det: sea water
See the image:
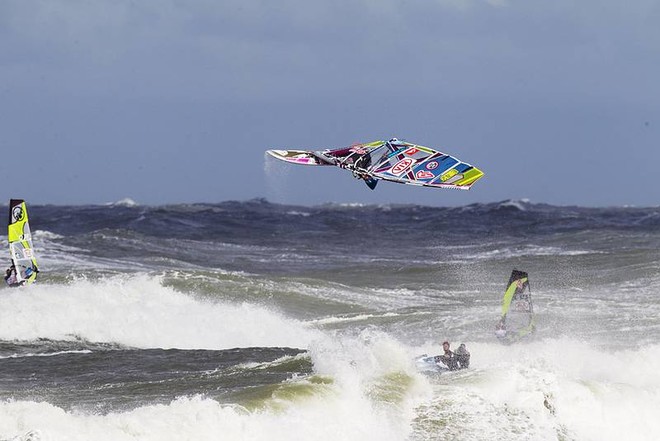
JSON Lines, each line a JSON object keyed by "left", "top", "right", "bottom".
{"left": 0, "top": 200, "right": 659, "bottom": 440}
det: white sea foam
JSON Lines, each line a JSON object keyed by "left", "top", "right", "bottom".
{"left": 1, "top": 337, "right": 658, "bottom": 440}
{"left": 306, "top": 312, "right": 402, "bottom": 326}
{"left": 498, "top": 199, "right": 530, "bottom": 211}
{"left": 0, "top": 291, "right": 430, "bottom": 441}
{"left": 409, "top": 339, "right": 660, "bottom": 440}
{"left": 0, "top": 388, "right": 419, "bottom": 441}
{"left": 0, "top": 275, "right": 318, "bottom": 349}
{"left": 456, "top": 245, "right": 598, "bottom": 262}
{"left": 1, "top": 275, "right": 659, "bottom": 440}
{"left": 0, "top": 350, "right": 92, "bottom": 360}
{"left": 31, "top": 230, "right": 64, "bottom": 240}
{"left": 104, "top": 198, "right": 139, "bottom": 207}
{"left": 286, "top": 211, "right": 311, "bottom": 217}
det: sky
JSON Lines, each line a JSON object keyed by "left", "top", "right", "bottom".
{"left": 1, "top": 0, "right": 659, "bottom": 207}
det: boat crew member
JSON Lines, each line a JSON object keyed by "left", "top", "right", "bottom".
{"left": 455, "top": 343, "right": 470, "bottom": 369}
{"left": 435, "top": 341, "right": 459, "bottom": 370}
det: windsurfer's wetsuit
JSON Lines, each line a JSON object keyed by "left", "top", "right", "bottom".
{"left": 326, "top": 149, "right": 378, "bottom": 189}
{"left": 4, "top": 267, "right": 22, "bottom": 288}
{"left": 455, "top": 344, "right": 470, "bottom": 369}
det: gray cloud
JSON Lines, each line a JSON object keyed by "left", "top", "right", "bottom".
{"left": 0, "top": 0, "right": 658, "bottom": 206}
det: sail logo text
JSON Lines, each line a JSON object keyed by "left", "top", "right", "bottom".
{"left": 440, "top": 169, "right": 458, "bottom": 182}
{"left": 415, "top": 170, "right": 435, "bottom": 180}
{"left": 390, "top": 158, "right": 414, "bottom": 176}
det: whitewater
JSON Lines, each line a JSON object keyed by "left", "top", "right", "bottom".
{"left": 1, "top": 200, "right": 659, "bottom": 441}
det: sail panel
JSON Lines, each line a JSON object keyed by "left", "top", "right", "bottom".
{"left": 366, "top": 140, "right": 484, "bottom": 189}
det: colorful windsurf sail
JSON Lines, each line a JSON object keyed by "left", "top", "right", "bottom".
{"left": 266, "top": 138, "right": 484, "bottom": 190}
{"left": 7, "top": 199, "right": 39, "bottom": 286}
{"left": 495, "top": 269, "right": 535, "bottom": 343}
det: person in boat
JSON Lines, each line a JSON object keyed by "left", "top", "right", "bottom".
{"left": 4, "top": 263, "right": 22, "bottom": 288}
{"left": 435, "top": 341, "right": 459, "bottom": 371}
{"left": 455, "top": 343, "right": 470, "bottom": 369}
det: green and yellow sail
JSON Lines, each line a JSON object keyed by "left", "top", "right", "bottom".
{"left": 7, "top": 199, "right": 39, "bottom": 285}
{"left": 496, "top": 269, "right": 535, "bottom": 343}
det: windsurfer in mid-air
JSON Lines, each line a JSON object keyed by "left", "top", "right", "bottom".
{"left": 266, "top": 138, "right": 484, "bottom": 192}
{"left": 352, "top": 152, "right": 378, "bottom": 189}
{"left": 327, "top": 146, "right": 379, "bottom": 190}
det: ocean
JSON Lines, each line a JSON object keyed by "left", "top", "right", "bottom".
{"left": 1, "top": 199, "right": 659, "bottom": 440}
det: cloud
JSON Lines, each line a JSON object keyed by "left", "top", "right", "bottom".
{"left": 1, "top": 0, "right": 659, "bottom": 205}
{"left": 2, "top": 0, "right": 658, "bottom": 107}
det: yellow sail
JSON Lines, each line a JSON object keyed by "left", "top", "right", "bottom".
{"left": 496, "top": 269, "right": 535, "bottom": 343}
{"left": 7, "top": 199, "right": 39, "bottom": 285}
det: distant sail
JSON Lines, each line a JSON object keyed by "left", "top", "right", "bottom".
{"left": 7, "top": 199, "right": 39, "bottom": 285}
{"left": 495, "top": 269, "right": 535, "bottom": 343}
{"left": 267, "top": 138, "right": 484, "bottom": 190}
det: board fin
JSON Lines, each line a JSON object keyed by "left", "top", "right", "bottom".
{"left": 364, "top": 176, "right": 378, "bottom": 190}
